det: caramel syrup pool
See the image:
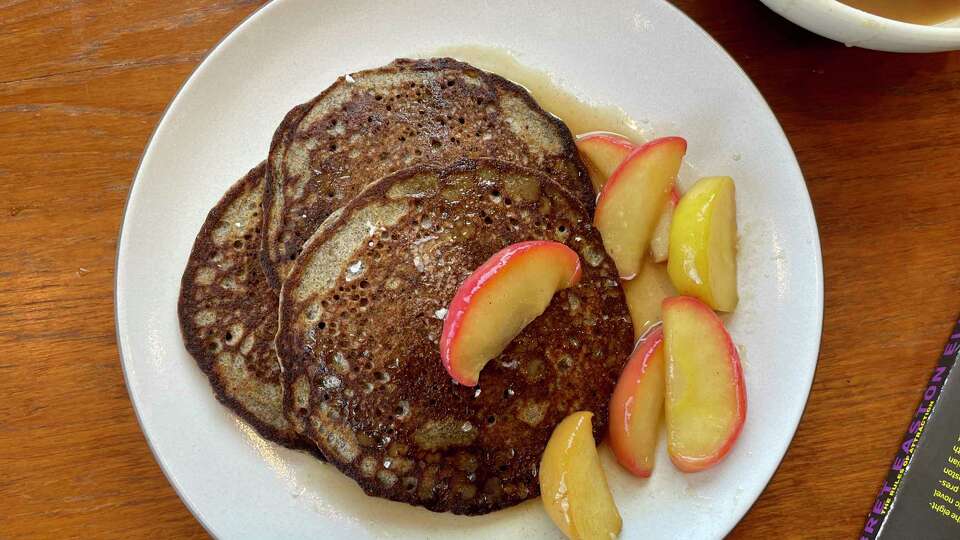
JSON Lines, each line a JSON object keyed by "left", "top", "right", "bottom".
{"left": 429, "top": 45, "right": 647, "bottom": 144}
{"left": 838, "top": 0, "right": 960, "bottom": 26}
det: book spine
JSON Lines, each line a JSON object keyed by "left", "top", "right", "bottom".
{"left": 861, "top": 318, "right": 960, "bottom": 540}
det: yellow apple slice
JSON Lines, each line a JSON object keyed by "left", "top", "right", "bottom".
{"left": 609, "top": 326, "right": 665, "bottom": 477}
{"left": 595, "top": 137, "right": 687, "bottom": 279}
{"left": 440, "top": 241, "right": 581, "bottom": 386}
{"left": 541, "top": 411, "right": 622, "bottom": 540}
{"left": 576, "top": 132, "right": 634, "bottom": 193}
{"left": 649, "top": 187, "right": 681, "bottom": 263}
{"left": 663, "top": 296, "right": 746, "bottom": 473}
{"left": 667, "top": 176, "right": 738, "bottom": 311}
{"left": 621, "top": 258, "right": 676, "bottom": 340}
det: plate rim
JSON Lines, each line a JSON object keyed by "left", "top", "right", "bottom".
{"left": 114, "top": 0, "right": 824, "bottom": 537}
{"left": 113, "top": 2, "right": 278, "bottom": 536}
{"left": 661, "top": 0, "right": 825, "bottom": 528}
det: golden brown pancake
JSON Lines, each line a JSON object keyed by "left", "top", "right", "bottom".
{"left": 178, "top": 163, "right": 317, "bottom": 454}
{"left": 260, "top": 57, "right": 591, "bottom": 290}
{"left": 276, "top": 159, "right": 632, "bottom": 514}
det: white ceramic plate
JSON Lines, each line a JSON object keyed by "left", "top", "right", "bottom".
{"left": 116, "top": 0, "right": 823, "bottom": 538}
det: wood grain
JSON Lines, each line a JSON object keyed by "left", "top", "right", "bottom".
{"left": 0, "top": 1, "right": 957, "bottom": 538}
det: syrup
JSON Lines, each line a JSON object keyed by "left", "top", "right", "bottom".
{"left": 838, "top": 0, "right": 960, "bottom": 25}
{"left": 430, "top": 45, "right": 647, "bottom": 143}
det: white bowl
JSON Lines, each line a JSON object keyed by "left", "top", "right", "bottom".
{"left": 759, "top": 0, "right": 960, "bottom": 52}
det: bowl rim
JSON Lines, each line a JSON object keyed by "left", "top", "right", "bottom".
{"left": 770, "top": 0, "right": 960, "bottom": 37}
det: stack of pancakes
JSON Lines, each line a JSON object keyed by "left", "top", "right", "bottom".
{"left": 178, "top": 58, "right": 633, "bottom": 515}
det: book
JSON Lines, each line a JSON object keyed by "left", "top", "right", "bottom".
{"left": 862, "top": 318, "right": 960, "bottom": 539}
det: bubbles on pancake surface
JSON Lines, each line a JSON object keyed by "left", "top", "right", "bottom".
{"left": 277, "top": 161, "right": 632, "bottom": 514}
{"left": 262, "top": 59, "right": 594, "bottom": 291}
{"left": 178, "top": 165, "right": 313, "bottom": 451}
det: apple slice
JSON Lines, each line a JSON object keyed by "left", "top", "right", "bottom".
{"left": 649, "top": 187, "right": 681, "bottom": 263}
{"left": 576, "top": 131, "right": 634, "bottom": 193}
{"left": 576, "top": 134, "right": 685, "bottom": 264}
{"left": 541, "top": 411, "right": 622, "bottom": 540}
{"left": 595, "top": 137, "right": 687, "bottom": 279}
{"left": 662, "top": 296, "right": 746, "bottom": 473}
{"left": 440, "top": 241, "right": 581, "bottom": 386}
{"left": 621, "top": 257, "right": 676, "bottom": 340}
{"left": 667, "top": 176, "right": 738, "bottom": 312}
{"left": 609, "top": 326, "right": 665, "bottom": 477}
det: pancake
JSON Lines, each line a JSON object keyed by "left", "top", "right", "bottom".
{"left": 178, "top": 163, "right": 316, "bottom": 453}
{"left": 260, "top": 57, "right": 591, "bottom": 290}
{"left": 276, "top": 159, "right": 633, "bottom": 514}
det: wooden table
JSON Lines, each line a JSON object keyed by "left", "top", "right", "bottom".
{"left": 2, "top": 1, "right": 958, "bottom": 537}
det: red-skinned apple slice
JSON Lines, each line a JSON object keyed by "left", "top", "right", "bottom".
{"left": 440, "top": 241, "right": 582, "bottom": 386}
{"left": 649, "top": 186, "right": 681, "bottom": 263}
{"left": 595, "top": 136, "right": 687, "bottom": 279}
{"left": 662, "top": 296, "right": 746, "bottom": 473}
{"left": 609, "top": 326, "right": 665, "bottom": 477}
{"left": 576, "top": 131, "right": 634, "bottom": 193}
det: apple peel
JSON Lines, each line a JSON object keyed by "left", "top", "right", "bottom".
{"left": 440, "top": 240, "right": 582, "bottom": 386}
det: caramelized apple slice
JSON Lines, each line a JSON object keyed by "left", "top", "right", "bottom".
{"left": 663, "top": 296, "right": 746, "bottom": 473}
{"left": 595, "top": 137, "right": 687, "bottom": 279}
{"left": 667, "top": 176, "right": 738, "bottom": 311}
{"left": 576, "top": 132, "right": 634, "bottom": 193}
{"left": 649, "top": 187, "right": 681, "bottom": 263}
{"left": 609, "top": 326, "right": 665, "bottom": 477}
{"left": 541, "top": 411, "right": 622, "bottom": 540}
{"left": 440, "top": 241, "right": 582, "bottom": 386}
{"left": 621, "top": 258, "right": 676, "bottom": 340}
{"left": 577, "top": 133, "right": 684, "bottom": 264}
